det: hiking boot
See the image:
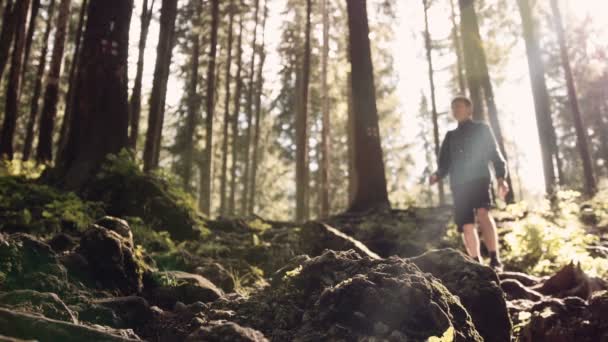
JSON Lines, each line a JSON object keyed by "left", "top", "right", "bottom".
{"left": 490, "top": 258, "right": 504, "bottom": 272}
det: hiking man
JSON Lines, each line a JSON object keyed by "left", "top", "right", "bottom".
{"left": 430, "top": 95, "right": 509, "bottom": 271}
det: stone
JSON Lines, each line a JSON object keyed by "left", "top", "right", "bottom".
{"left": 96, "top": 217, "right": 134, "bottom": 246}
{"left": 0, "top": 290, "right": 76, "bottom": 323}
{"left": 185, "top": 321, "right": 268, "bottom": 342}
{"left": 147, "top": 271, "right": 223, "bottom": 310}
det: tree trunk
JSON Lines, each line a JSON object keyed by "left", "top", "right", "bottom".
{"left": 516, "top": 0, "right": 557, "bottom": 196}
{"left": 0, "top": 0, "right": 30, "bottom": 159}
{"left": 35, "top": 0, "right": 71, "bottom": 163}
{"left": 550, "top": 0, "right": 596, "bottom": 196}
{"left": 319, "top": 0, "right": 330, "bottom": 217}
{"left": 346, "top": 71, "right": 356, "bottom": 204}
{"left": 458, "top": 0, "right": 484, "bottom": 121}
{"left": 295, "top": 0, "right": 312, "bottom": 221}
{"left": 241, "top": 0, "right": 260, "bottom": 215}
{"left": 19, "top": 0, "right": 40, "bottom": 95}
{"left": 182, "top": 0, "right": 201, "bottom": 192}
{"left": 346, "top": 0, "right": 390, "bottom": 212}
{"left": 128, "top": 0, "right": 155, "bottom": 150}
{"left": 248, "top": 1, "right": 268, "bottom": 215}
{"left": 199, "top": 0, "right": 220, "bottom": 214}
{"left": 0, "top": 0, "right": 17, "bottom": 81}
{"left": 56, "top": 0, "right": 87, "bottom": 161}
{"left": 449, "top": 0, "right": 466, "bottom": 94}
{"left": 423, "top": 0, "right": 445, "bottom": 206}
{"left": 22, "top": 0, "right": 57, "bottom": 161}
{"left": 57, "top": 0, "right": 133, "bottom": 190}
{"left": 228, "top": 13, "right": 244, "bottom": 216}
{"left": 143, "top": 0, "right": 177, "bottom": 172}
{"left": 219, "top": 0, "right": 235, "bottom": 216}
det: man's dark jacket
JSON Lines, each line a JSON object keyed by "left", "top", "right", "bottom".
{"left": 435, "top": 119, "right": 508, "bottom": 187}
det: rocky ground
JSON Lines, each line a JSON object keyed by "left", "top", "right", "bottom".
{"left": 0, "top": 157, "right": 607, "bottom": 341}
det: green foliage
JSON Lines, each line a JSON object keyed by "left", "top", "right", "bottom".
{"left": 500, "top": 190, "right": 608, "bottom": 278}
{"left": 0, "top": 176, "right": 102, "bottom": 235}
{"left": 0, "top": 159, "right": 46, "bottom": 179}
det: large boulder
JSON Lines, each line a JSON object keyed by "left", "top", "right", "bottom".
{"left": 410, "top": 248, "right": 512, "bottom": 342}
{"left": 146, "top": 271, "right": 224, "bottom": 310}
{"left": 76, "top": 225, "right": 143, "bottom": 295}
{"left": 209, "top": 249, "right": 483, "bottom": 341}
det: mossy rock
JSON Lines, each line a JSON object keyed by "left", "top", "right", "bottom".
{"left": 0, "top": 290, "right": 77, "bottom": 323}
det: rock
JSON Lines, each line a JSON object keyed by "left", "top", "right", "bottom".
{"left": 299, "top": 222, "right": 381, "bottom": 259}
{"left": 95, "top": 296, "right": 153, "bottom": 328}
{"left": 0, "top": 335, "right": 35, "bottom": 342}
{"left": 0, "top": 308, "right": 140, "bottom": 341}
{"left": 96, "top": 217, "right": 134, "bottom": 246}
{"left": 410, "top": 248, "right": 512, "bottom": 342}
{"left": 533, "top": 262, "right": 607, "bottom": 299}
{"left": 209, "top": 249, "right": 482, "bottom": 341}
{"left": 0, "top": 233, "right": 71, "bottom": 294}
{"left": 0, "top": 290, "right": 77, "bottom": 323}
{"left": 147, "top": 271, "right": 223, "bottom": 310}
{"left": 48, "top": 233, "right": 78, "bottom": 253}
{"left": 185, "top": 321, "right": 268, "bottom": 342}
{"left": 76, "top": 225, "right": 143, "bottom": 294}
{"left": 194, "top": 262, "right": 235, "bottom": 293}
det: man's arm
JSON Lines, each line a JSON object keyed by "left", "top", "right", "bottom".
{"left": 484, "top": 125, "right": 508, "bottom": 180}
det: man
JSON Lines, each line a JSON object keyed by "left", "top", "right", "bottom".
{"left": 430, "top": 95, "right": 509, "bottom": 271}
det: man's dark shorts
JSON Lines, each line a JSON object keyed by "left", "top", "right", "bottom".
{"left": 452, "top": 178, "right": 493, "bottom": 232}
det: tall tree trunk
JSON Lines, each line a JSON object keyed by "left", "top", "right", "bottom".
{"left": 56, "top": 0, "right": 87, "bottom": 161}
{"left": 143, "top": 0, "right": 177, "bottom": 172}
{"left": 550, "top": 0, "right": 596, "bottom": 196}
{"left": 35, "top": 0, "right": 71, "bottom": 163}
{"left": 228, "top": 13, "right": 244, "bottom": 216}
{"left": 219, "top": 0, "right": 235, "bottom": 216}
{"left": 319, "top": 0, "right": 330, "bottom": 217}
{"left": 182, "top": 0, "right": 201, "bottom": 192}
{"left": 295, "top": 0, "right": 312, "bottom": 221}
{"left": 57, "top": 0, "right": 133, "bottom": 190}
{"left": 0, "top": 0, "right": 30, "bottom": 159}
{"left": 19, "top": 0, "right": 40, "bottom": 95}
{"left": 241, "top": 0, "right": 260, "bottom": 215}
{"left": 346, "top": 71, "right": 356, "bottom": 204}
{"left": 0, "top": 0, "right": 17, "bottom": 81}
{"left": 22, "top": 0, "right": 57, "bottom": 161}
{"left": 516, "top": 0, "right": 557, "bottom": 195}
{"left": 199, "top": 0, "right": 220, "bottom": 214}
{"left": 423, "top": 0, "right": 445, "bottom": 206}
{"left": 128, "top": 0, "right": 155, "bottom": 150}
{"left": 248, "top": 1, "right": 268, "bottom": 215}
{"left": 458, "top": 0, "right": 484, "bottom": 121}
{"left": 449, "top": 0, "right": 466, "bottom": 94}
{"left": 346, "top": 0, "right": 390, "bottom": 212}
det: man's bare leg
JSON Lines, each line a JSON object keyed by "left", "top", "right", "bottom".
{"left": 461, "top": 223, "right": 481, "bottom": 262}
{"left": 477, "top": 208, "right": 503, "bottom": 269}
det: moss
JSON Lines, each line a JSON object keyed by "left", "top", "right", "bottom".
{"left": 0, "top": 176, "right": 102, "bottom": 235}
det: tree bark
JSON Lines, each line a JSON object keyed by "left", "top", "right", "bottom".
{"left": 241, "top": 0, "right": 260, "bottom": 214}
{"left": 346, "top": 0, "right": 390, "bottom": 212}
{"left": 199, "top": 0, "right": 220, "bottom": 214}
{"left": 182, "top": 0, "right": 201, "bottom": 192}
{"left": 458, "top": 0, "right": 484, "bottom": 121}
{"left": 0, "top": 0, "right": 31, "bottom": 159}
{"left": 128, "top": 0, "right": 155, "bottom": 150}
{"left": 423, "top": 0, "right": 445, "bottom": 205}
{"left": 19, "top": 0, "right": 41, "bottom": 96}
{"left": 0, "top": 0, "right": 17, "bottom": 81}
{"left": 295, "top": 0, "right": 312, "bottom": 221}
{"left": 248, "top": 1, "right": 268, "bottom": 215}
{"left": 319, "top": 0, "right": 331, "bottom": 217}
{"left": 35, "top": 0, "right": 72, "bottom": 163}
{"left": 550, "top": 0, "right": 596, "bottom": 196}
{"left": 219, "top": 0, "right": 235, "bottom": 216}
{"left": 228, "top": 13, "right": 244, "bottom": 216}
{"left": 516, "top": 0, "right": 557, "bottom": 195}
{"left": 57, "top": 0, "right": 87, "bottom": 161}
{"left": 57, "top": 0, "right": 133, "bottom": 190}
{"left": 22, "top": 0, "right": 57, "bottom": 161}
{"left": 346, "top": 71, "right": 356, "bottom": 205}
{"left": 143, "top": 0, "right": 177, "bottom": 172}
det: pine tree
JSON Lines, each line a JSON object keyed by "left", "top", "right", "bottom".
{"left": 319, "top": 0, "right": 331, "bottom": 217}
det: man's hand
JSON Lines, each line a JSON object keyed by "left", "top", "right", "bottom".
{"left": 429, "top": 173, "right": 439, "bottom": 185}
{"left": 497, "top": 178, "right": 510, "bottom": 200}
